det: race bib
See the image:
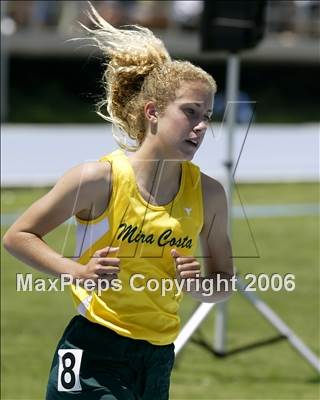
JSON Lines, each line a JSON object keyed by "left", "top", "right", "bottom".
{"left": 57, "top": 349, "right": 83, "bottom": 392}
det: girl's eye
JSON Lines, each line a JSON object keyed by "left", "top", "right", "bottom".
{"left": 185, "top": 108, "right": 195, "bottom": 115}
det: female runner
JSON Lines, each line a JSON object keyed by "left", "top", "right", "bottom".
{"left": 3, "top": 6, "right": 234, "bottom": 399}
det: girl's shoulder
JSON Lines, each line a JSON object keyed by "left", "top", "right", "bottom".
{"left": 200, "top": 172, "right": 228, "bottom": 215}
{"left": 58, "top": 160, "right": 112, "bottom": 198}
{"left": 201, "top": 172, "right": 226, "bottom": 198}
{"left": 70, "top": 160, "right": 112, "bottom": 221}
{"left": 76, "top": 160, "right": 112, "bottom": 186}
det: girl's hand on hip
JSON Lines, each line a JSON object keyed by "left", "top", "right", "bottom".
{"left": 76, "top": 246, "right": 120, "bottom": 284}
{"left": 171, "top": 248, "right": 201, "bottom": 283}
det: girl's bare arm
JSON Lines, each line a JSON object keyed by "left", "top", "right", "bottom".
{"left": 3, "top": 161, "right": 113, "bottom": 280}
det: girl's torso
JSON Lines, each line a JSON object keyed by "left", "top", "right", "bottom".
{"left": 71, "top": 149, "right": 204, "bottom": 345}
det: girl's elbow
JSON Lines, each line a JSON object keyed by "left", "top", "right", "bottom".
{"left": 3, "top": 230, "right": 15, "bottom": 252}
{"left": 3, "top": 229, "right": 21, "bottom": 254}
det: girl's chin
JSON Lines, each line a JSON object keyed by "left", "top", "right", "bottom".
{"left": 179, "top": 141, "right": 198, "bottom": 159}
{"left": 176, "top": 152, "right": 195, "bottom": 161}
{"left": 151, "top": 142, "right": 197, "bottom": 161}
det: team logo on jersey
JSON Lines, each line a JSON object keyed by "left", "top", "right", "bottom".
{"left": 184, "top": 207, "right": 192, "bottom": 216}
{"left": 116, "top": 223, "right": 193, "bottom": 249}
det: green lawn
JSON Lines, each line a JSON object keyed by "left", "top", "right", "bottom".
{"left": 1, "top": 183, "right": 319, "bottom": 400}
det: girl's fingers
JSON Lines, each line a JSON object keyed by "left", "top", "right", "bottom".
{"left": 98, "top": 258, "right": 120, "bottom": 266}
{"left": 180, "top": 271, "right": 200, "bottom": 279}
{"left": 171, "top": 249, "right": 179, "bottom": 258}
{"left": 175, "top": 257, "right": 196, "bottom": 265}
{"left": 98, "top": 247, "right": 120, "bottom": 257}
{"left": 171, "top": 249, "right": 197, "bottom": 265}
{"left": 94, "top": 247, "right": 119, "bottom": 257}
{"left": 96, "top": 266, "right": 120, "bottom": 275}
{"left": 176, "top": 262, "right": 200, "bottom": 272}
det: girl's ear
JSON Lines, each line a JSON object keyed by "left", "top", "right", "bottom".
{"left": 145, "top": 102, "right": 158, "bottom": 122}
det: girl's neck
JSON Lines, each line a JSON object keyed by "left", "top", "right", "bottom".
{"left": 127, "top": 146, "right": 182, "bottom": 205}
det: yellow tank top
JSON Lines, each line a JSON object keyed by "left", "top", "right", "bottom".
{"left": 71, "top": 149, "right": 203, "bottom": 345}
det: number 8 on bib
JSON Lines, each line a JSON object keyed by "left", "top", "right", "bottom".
{"left": 57, "top": 349, "right": 83, "bottom": 392}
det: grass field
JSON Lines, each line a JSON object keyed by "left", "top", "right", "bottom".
{"left": 1, "top": 183, "right": 319, "bottom": 400}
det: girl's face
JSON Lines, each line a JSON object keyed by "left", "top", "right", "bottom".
{"left": 147, "top": 80, "right": 214, "bottom": 160}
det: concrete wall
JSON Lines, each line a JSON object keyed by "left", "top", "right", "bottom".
{"left": 2, "top": 123, "right": 319, "bottom": 186}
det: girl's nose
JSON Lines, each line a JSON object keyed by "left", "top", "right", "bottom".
{"left": 193, "top": 120, "right": 208, "bottom": 133}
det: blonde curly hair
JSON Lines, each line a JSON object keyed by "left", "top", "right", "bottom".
{"left": 83, "top": 4, "right": 217, "bottom": 150}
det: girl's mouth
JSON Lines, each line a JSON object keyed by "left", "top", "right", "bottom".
{"left": 185, "top": 139, "right": 198, "bottom": 148}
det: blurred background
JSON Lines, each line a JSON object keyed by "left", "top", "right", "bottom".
{"left": 0, "top": 0, "right": 320, "bottom": 124}
{"left": 1, "top": 1, "right": 319, "bottom": 399}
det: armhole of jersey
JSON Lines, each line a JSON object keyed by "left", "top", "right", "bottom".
{"left": 196, "top": 165, "right": 204, "bottom": 234}
{"left": 75, "top": 158, "right": 116, "bottom": 226}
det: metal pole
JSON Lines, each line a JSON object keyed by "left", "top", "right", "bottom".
{"left": 225, "top": 52, "right": 240, "bottom": 228}
{"left": 236, "top": 276, "right": 320, "bottom": 373}
{"left": 214, "top": 52, "right": 240, "bottom": 354}
{"left": 175, "top": 303, "right": 214, "bottom": 355}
